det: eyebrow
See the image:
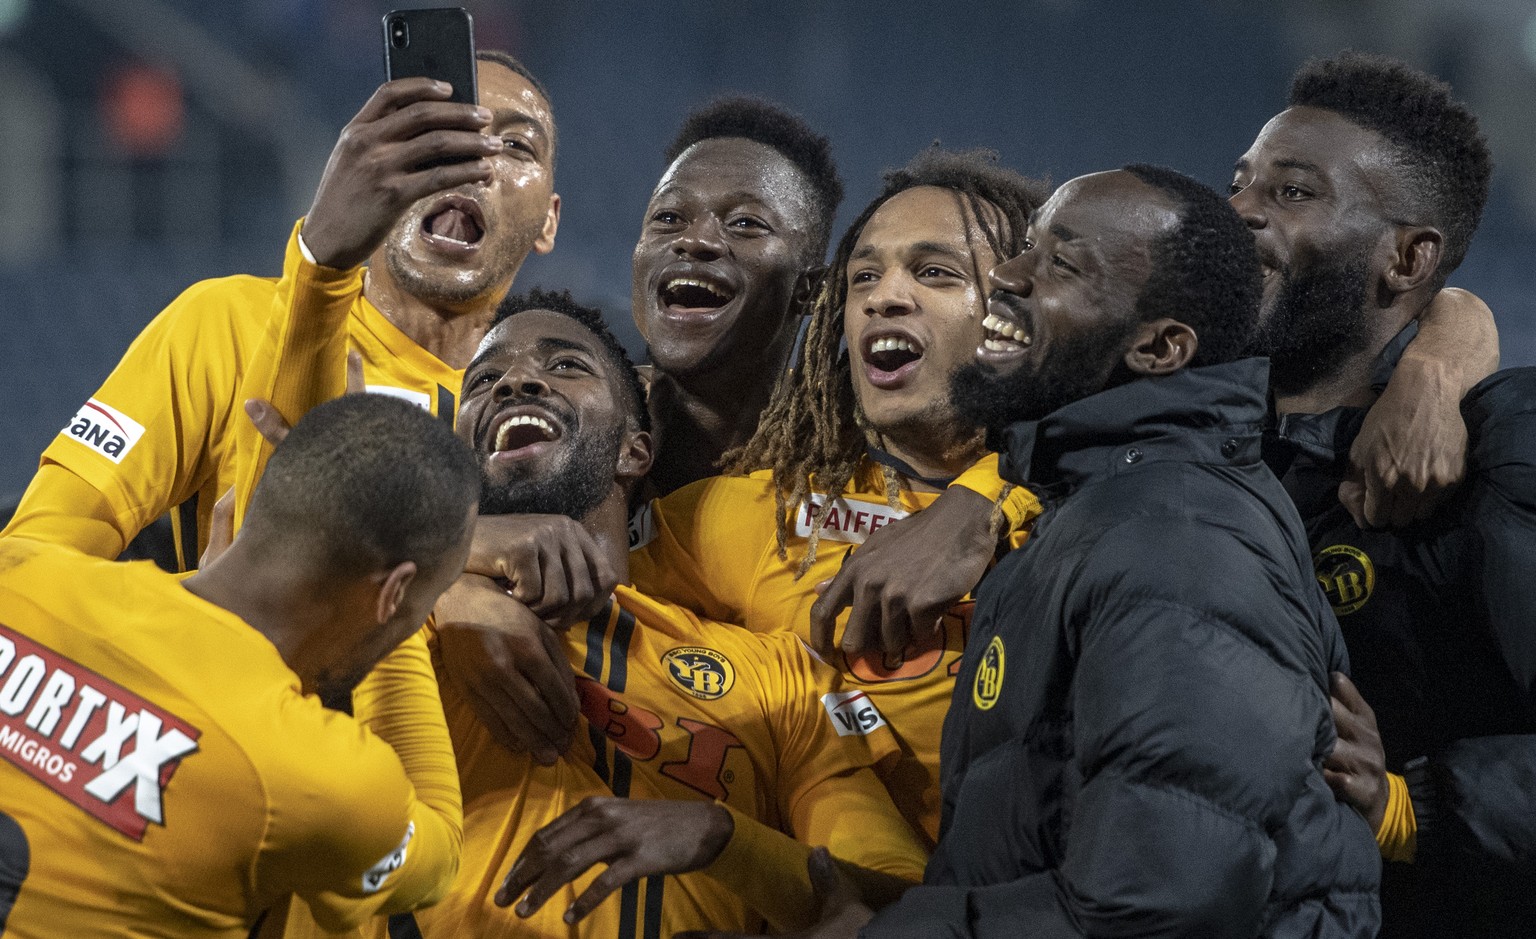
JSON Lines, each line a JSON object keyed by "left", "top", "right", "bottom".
{"left": 465, "top": 334, "right": 596, "bottom": 375}
{"left": 1049, "top": 222, "right": 1079, "bottom": 242}
{"left": 850, "top": 240, "right": 971, "bottom": 263}
{"left": 492, "top": 110, "right": 550, "bottom": 142}
{"left": 1232, "top": 156, "right": 1323, "bottom": 175}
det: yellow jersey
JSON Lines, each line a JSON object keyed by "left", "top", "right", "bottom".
{"left": 0, "top": 538, "right": 459, "bottom": 938}
{"left": 629, "top": 462, "right": 1038, "bottom": 846}
{"left": 406, "top": 585, "right": 927, "bottom": 938}
{"left": 3, "top": 222, "right": 463, "bottom": 568}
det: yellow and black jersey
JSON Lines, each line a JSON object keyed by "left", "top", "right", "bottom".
{"left": 630, "top": 461, "right": 1038, "bottom": 846}
{"left": 2, "top": 222, "right": 462, "bottom": 568}
{"left": 406, "top": 585, "right": 926, "bottom": 938}
{"left": 0, "top": 538, "right": 458, "bottom": 938}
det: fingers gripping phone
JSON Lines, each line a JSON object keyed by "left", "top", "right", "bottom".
{"left": 383, "top": 8, "right": 478, "bottom": 105}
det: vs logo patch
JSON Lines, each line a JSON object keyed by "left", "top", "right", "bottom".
{"left": 1314, "top": 544, "right": 1374, "bottom": 616}
{"left": 662, "top": 647, "right": 735, "bottom": 700}
{"left": 972, "top": 636, "right": 1005, "bottom": 711}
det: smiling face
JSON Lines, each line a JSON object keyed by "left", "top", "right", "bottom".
{"left": 954, "top": 171, "right": 1177, "bottom": 429}
{"left": 844, "top": 186, "right": 1001, "bottom": 439}
{"left": 630, "top": 137, "right": 816, "bottom": 378}
{"left": 457, "top": 310, "right": 639, "bottom": 520}
{"left": 1229, "top": 106, "right": 1398, "bottom": 320}
{"left": 380, "top": 60, "right": 560, "bottom": 307}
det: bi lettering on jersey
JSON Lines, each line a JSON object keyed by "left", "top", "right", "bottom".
{"left": 0, "top": 625, "right": 200, "bottom": 840}
{"left": 60, "top": 399, "right": 145, "bottom": 464}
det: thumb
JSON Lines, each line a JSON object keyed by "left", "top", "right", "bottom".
{"left": 808, "top": 847, "right": 857, "bottom": 910}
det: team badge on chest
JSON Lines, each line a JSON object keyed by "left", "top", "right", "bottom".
{"left": 662, "top": 647, "right": 736, "bottom": 700}
{"left": 1314, "top": 544, "right": 1375, "bottom": 616}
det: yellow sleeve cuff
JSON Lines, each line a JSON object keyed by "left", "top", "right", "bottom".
{"left": 703, "top": 801, "right": 818, "bottom": 933}
{"left": 1377, "top": 770, "right": 1417, "bottom": 863}
{"left": 948, "top": 452, "right": 1041, "bottom": 533}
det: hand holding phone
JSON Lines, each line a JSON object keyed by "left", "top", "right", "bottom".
{"left": 384, "top": 8, "right": 477, "bottom": 105}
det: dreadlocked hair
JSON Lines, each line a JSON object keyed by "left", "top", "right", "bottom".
{"left": 724, "top": 146, "right": 1050, "bottom": 575}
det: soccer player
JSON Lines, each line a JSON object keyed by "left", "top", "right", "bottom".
{"left": 631, "top": 147, "right": 1047, "bottom": 845}
{"left": 0, "top": 394, "right": 480, "bottom": 938}
{"left": 396, "top": 289, "right": 927, "bottom": 937}
{"left": 1236, "top": 51, "right": 1536, "bottom": 937}
{"left": 1, "top": 51, "right": 559, "bottom": 567}
{"left": 852, "top": 166, "right": 1380, "bottom": 937}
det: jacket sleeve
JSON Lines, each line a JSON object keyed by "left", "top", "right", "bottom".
{"left": 1411, "top": 736, "right": 1536, "bottom": 879}
{"left": 866, "top": 542, "right": 1334, "bottom": 938}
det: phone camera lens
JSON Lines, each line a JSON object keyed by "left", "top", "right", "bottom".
{"left": 390, "top": 19, "right": 408, "bottom": 49}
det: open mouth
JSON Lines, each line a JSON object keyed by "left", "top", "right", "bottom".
{"left": 490, "top": 410, "right": 562, "bottom": 457}
{"left": 981, "top": 311, "right": 1031, "bottom": 353}
{"left": 864, "top": 334, "right": 923, "bottom": 374}
{"left": 421, "top": 196, "right": 486, "bottom": 248}
{"left": 658, "top": 275, "right": 736, "bottom": 315}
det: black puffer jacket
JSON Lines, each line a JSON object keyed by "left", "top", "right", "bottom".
{"left": 866, "top": 359, "right": 1380, "bottom": 938}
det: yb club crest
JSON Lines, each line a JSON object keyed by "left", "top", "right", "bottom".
{"left": 662, "top": 647, "right": 736, "bottom": 700}
{"left": 972, "top": 636, "right": 1005, "bottom": 711}
{"left": 1314, "top": 544, "right": 1375, "bottom": 616}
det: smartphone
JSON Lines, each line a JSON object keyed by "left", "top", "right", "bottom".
{"left": 383, "top": 8, "right": 477, "bottom": 105}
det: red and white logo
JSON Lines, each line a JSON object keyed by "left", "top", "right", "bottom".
{"left": 60, "top": 399, "right": 145, "bottom": 464}
{"left": 794, "top": 495, "right": 909, "bottom": 545}
{"left": 820, "top": 690, "right": 887, "bottom": 737}
{"left": 0, "top": 624, "right": 200, "bottom": 840}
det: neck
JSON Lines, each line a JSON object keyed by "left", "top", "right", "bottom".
{"left": 875, "top": 421, "right": 989, "bottom": 492}
{"left": 362, "top": 266, "right": 512, "bottom": 370}
{"left": 646, "top": 337, "right": 792, "bottom": 494}
{"left": 181, "top": 539, "right": 355, "bottom": 690}
{"left": 580, "top": 489, "right": 638, "bottom": 584}
{"left": 1274, "top": 300, "right": 1423, "bottom": 417}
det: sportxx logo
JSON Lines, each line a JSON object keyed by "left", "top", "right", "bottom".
{"left": 972, "top": 636, "right": 1005, "bottom": 711}
{"left": 61, "top": 399, "right": 144, "bottom": 464}
{"left": 1314, "top": 545, "right": 1374, "bottom": 616}
{"left": 0, "top": 624, "right": 200, "bottom": 840}
{"left": 662, "top": 647, "right": 735, "bottom": 700}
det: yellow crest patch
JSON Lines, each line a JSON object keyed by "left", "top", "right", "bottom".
{"left": 662, "top": 647, "right": 736, "bottom": 700}
{"left": 1314, "top": 544, "right": 1375, "bottom": 616}
{"left": 973, "top": 636, "right": 1006, "bottom": 711}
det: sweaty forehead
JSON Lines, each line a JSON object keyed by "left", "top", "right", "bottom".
{"left": 1241, "top": 106, "right": 1399, "bottom": 193}
{"left": 856, "top": 186, "right": 992, "bottom": 261}
{"left": 474, "top": 310, "right": 604, "bottom": 369}
{"left": 652, "top": 137, "right": 816, "bottom": 218}
{"left": 478, "top": 62, "right": 553, "bottom": 123}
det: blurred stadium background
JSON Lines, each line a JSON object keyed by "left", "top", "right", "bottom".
{"left": 3, "top": 0, "right": 1534, "bottom": 498}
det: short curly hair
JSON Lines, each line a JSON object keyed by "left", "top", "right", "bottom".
{"left": 666, "top": 96, "right": 843, "bottom": 260}
{"left": 489, "top": 288, "right": 648, "bottom": 432}
{"left": 1289, "top": 50, "right": 1491, "bottom": 285}
{"left": 1123, "top": 164, "right": 1263, "bottom": 366}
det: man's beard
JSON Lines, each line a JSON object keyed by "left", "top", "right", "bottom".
{"left": 478, "top": 422, "right": 625, "bottom": 521}
{"left": 1250, "top": 250, "right": 1371, "bottom": 396}
{"left": 951, "top": 317, "right": 1139, "bottom": 434}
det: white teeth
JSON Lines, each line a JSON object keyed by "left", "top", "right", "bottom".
{"left": 664, "top": 277, "right": 728, "bottom": 299}
{"left": 981, "top": 313, "right": 1031, "bottom": 345}
{"left": 494, "top": 414, "right": 556, "bottom": 451}
{"left": 982, "top": 338, "right": 1013, "bottom": 352}
{"left": 869, "top": 336, "right": 918, "bottom": 355}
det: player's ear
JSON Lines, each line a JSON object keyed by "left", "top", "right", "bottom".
{"left": 617, "top": 429, "right": 653, "bottom": 483}
{"left": 374, "top": 561, "right": 418, "bottom": 624}
{"left": 1124, "top": 318, "right": 1198, "bottom": 376}
{"left": 533, "top": 193, "right": 561, "bottom": 255}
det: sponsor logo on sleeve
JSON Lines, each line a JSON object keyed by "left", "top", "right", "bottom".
{"left": 793, "top": 495, "right": 909, "bottom": 545}
{"left": 361, "top": 821, "right": 414, "bottom": 894}
{"left": 0, "top": 624, "right": 200, "bottom": 840}
{"left": 627, "top": 502, "right": 656, "bottom": 551}
{"left": 661, "top": 647, "right": 735, "bottom": 700}
{"left": 60, "top": 400, "right": 145, "bottom": 464}
{"left": 972, "top": 636, "right": 1005, "bottom": 711}
{"left": 820, "top": 690, "right": 887, "bottom": 737}
{"left": 364, "top": 386, "right": 433, "bottom": 411}
{"left": 1314, "top": 544, "right": 1375, "bottom": 616}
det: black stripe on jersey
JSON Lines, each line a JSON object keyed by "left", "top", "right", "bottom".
{"left": 175, "top": 493, "right": 199, "bottom": 572}
{"left": 618, "top": 876, "right": 641, "bottom": 939}
{"left": 609, "top": 607, "right": 636, "bottom": 692}
{"left": 643, "top": 874, "right": 665, "bottom": 939}
{"left": 584, "top": 603, "right": 613, "bottom": 784}
{"left": 437, "top": 385, "right": 457, "bottom": 428}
